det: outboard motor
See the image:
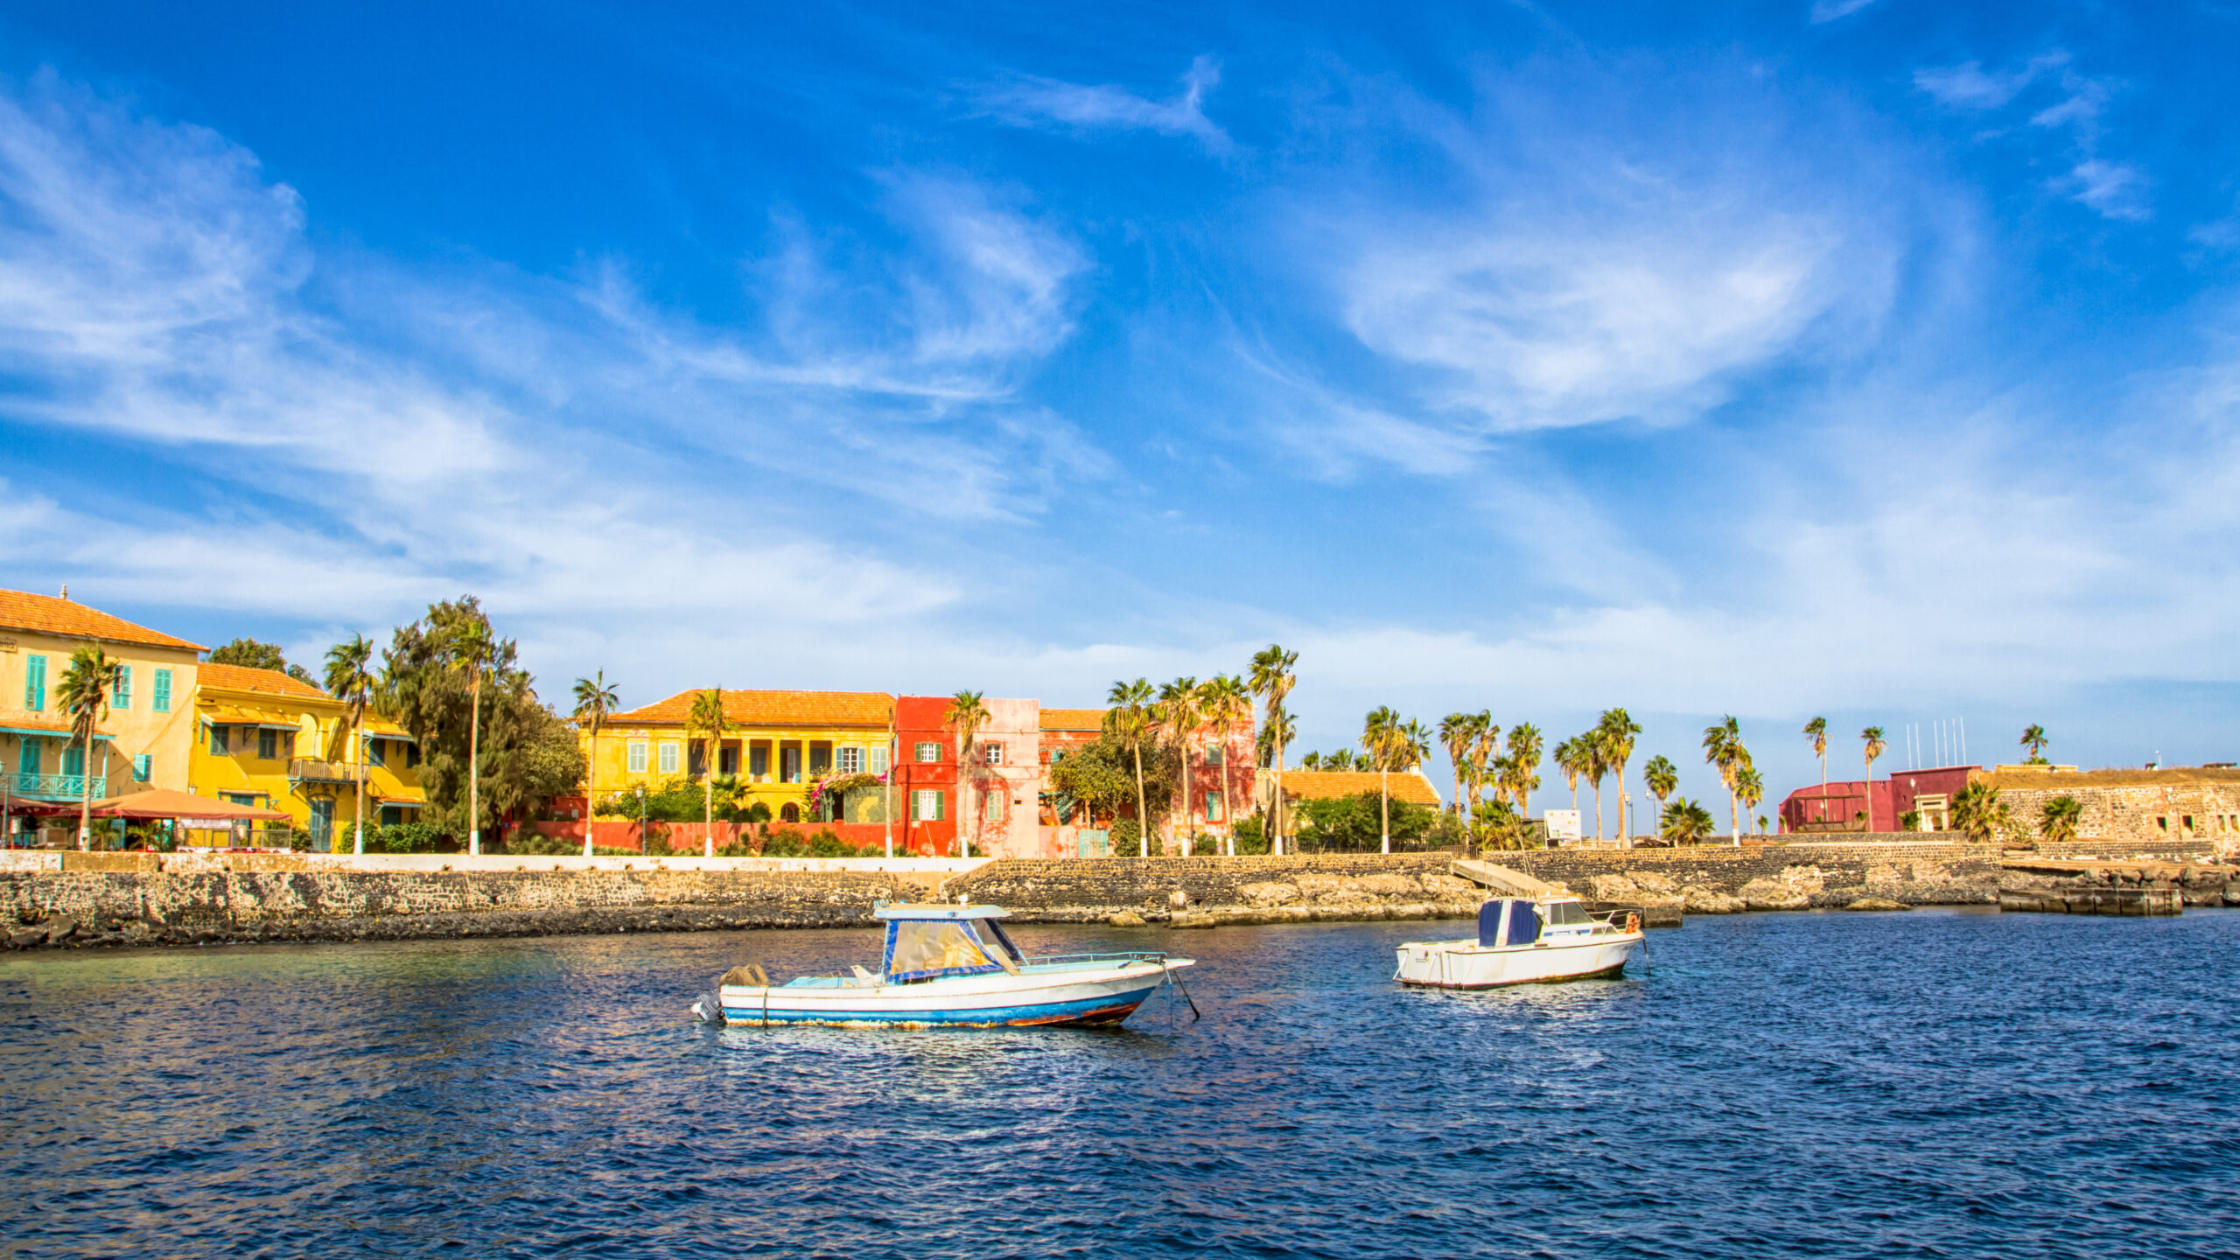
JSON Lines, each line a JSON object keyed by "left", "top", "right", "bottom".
{"left": 691, "top": 992, "right": 726, "bottom": 1025}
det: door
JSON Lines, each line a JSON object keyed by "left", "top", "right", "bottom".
{"left": 310, "top": 800, "right": 334, "bottom": 852}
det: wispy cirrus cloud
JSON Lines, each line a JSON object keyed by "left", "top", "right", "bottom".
{"left": 1913, "top": 51, "right": 2145, "bottom": 220}
{"left": 976, "top": 55, "right": 1229, "bottom": 152}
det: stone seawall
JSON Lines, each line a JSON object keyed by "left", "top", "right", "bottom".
{"left": 3, "top": 838, "right": 2226, "bottom": 950}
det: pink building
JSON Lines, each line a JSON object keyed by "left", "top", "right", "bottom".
{"left": 1780, "top": 764, "right": 1976, "bottom": 833}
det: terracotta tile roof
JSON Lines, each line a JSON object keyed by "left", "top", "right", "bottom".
{"left": 1040, "top": 707, "right": 1108, "bottom": 731}
{"left": 1273, "top": 769, "right": 1443, "bottom": 806}
{"left": 609, "top": 689, "right": 894, "bottom": 729}
{"left": 0, "top": 590, "right": 203, "bottom": 652}
{"left": 196, "top": 662, "right": 332, "bottom": 701}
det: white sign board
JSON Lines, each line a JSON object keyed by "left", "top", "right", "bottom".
{"left": 1543, "top": 809, "right": 1581, "bottom": 842}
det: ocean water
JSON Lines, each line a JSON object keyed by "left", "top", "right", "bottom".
{"left": 2, "top": 908, "right": 2236, "bottom": 1259}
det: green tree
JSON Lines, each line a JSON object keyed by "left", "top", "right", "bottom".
{"left": 208, "top": 637, "right": 317, "bottom": 686}
{"left": 382, "top": 598, "right": 560, "bottom": 843}
{"left": 688, "top": 689, "right": 734, "bottom": 855}
{"left": 1735, "top": 766, "right": 1765, "bottom": 836}
{"left": 1661, "top": 797, "right": 1717, "bottom": 844}
{"left": 1503, "top": 723, "right": 1543, "bottom": 820}
{"left": 323, "top": 634, "right": 379, "bottom": 856}
{"left": 54, "top": 646, "right": 120, "bottom": 849}
{"left": 1296, "top": 791, "right": 1439, "bottom": 852}
{"left": 1439, "top": 712, "right": 1482, "bottom": 820}
{"left": 1363, "top": 706, "right": 1402, "bottom": 853}
{"left": 1555, "top": 736, "right": 1587, "bottom": 821}
{"left": 1256, "top": 707, "right": 1295, "bottom": 770}
{"left": 572, "top": 671, "right": 619, "bottom": 858}
{"left": 2020, "top": 724, "right": 2050, "bottom": 765}
{"left": 1804, "top": 716, "right": 1829, "bottom": 790}
{"left": 1467, "top": 712, "right": 1499, "bottom": 819}
{"left": 1105, "top": 679, "right": 1158, "bottom": 857}
{"left": 1157, "top": 677, "right": 1204, "bottom": 855}
{"left": 1861, "top": 726, "right": 1888, "bottom": 830}
{"left": 1643, "top": 754, "right": 1678, "bottom": 824}
{"left": 2037, "top": 793, "right": 2083, "bottom": 844}
{"left": 944, "top": 690, "right": 993, "bottom": 858}
{"left": 1598, "top": 708, "right": 1641, "bottom": 843}
{"left": 1200, "top": 674, "right": 1252, "bottom": 856}
{"left": 1248, "top": 645, "right": 1299, "bottom": 855}
{"left": 1702, "top": 716, "right": 1748, "bottom": 844}
{"left": 1950, "top": 780, "right": 2011, "bottom": 844}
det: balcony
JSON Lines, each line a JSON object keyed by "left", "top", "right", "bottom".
{"left": 289, "top": 759, "right": 359, "bottom": 786}
{"left": 6, "top": 773, "right": 106, "bottom": 801}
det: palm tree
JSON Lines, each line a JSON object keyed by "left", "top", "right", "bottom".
{"left": 688, "top": 688, "right": 732, "bottom": 856}
{"left": 1300, "top": 750, "right": 1323, "bottom": 771}
{"left": 2038, "top": 793, "right": 2083, "bottom": 844}
{"left": 1468, "top": 712, "right": 1498, "bottom": 817}
{"left": 1362, "top": 706, "right": 1404, "bottom": 854}
{"left": 1555, "top": 737, "right": 1585, "bottom": 820}
{"left": 1248, "top": 645, "right": 1298, "bottom": 856}
{"left": 1735, "top": 766, "right": 1765, "bottom": 837}
{"left": 1583, "top": 728, "right": 1611, "bottom": 844}
{"left": 2020, "top": 724, "right": 2050, "bottom": 765}
{"left": 1438, "top": 713, "right": 1481, "bottom": 820}
{"left": 54, "top": 647, "right": 119, "bottom": 850}
{"left": 1861, "top": 726, "right": 1888, "bottom": 831}
{"left": 1950, "top": 780, "right": 2010, "bottom": 844}
{"left": 1199, "top": 674, "right": 1252, "bottom": 855}
{"left": 1702, "top": 716, "right": 1745, "bottom": 844}
{"left": 1106, "top": 679, "right": 1156, "bottom": 857}
{"left": 1804, "top": 717, "right": 1829, "bottom": 790}
{"left": 572, "top": 671, "right": 619, "bottom": 859}
{"left": 1157, "top": 677, "right": 1204, "bottom": 855}
{"left": 1661, "top": 797, "right": 1716, "bottom": 844}
{"left": 1643, "top": 755, "right": 1678, "bottom": 827}
{"left": 324, "top": 635, "right": 378, "bottom": 856}
{"left": 1504, "top": 724, "right": 1543, "bottom": 820}
{"left": 944, "top": 690, "right": 993, "bottom": 858}
{"left": 1598, "top": 708, "right": 1641, "bottom": 843}
{"left": 451, "top": 618, "right": 500, "bottom": 856}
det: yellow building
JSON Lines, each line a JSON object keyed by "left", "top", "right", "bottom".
{"left": 187, "top": 662, "right": 427, "bottom": 848}
{"left": 590, "top": 690, "right": 895, "bottom": 823}
{"left": 0, "top": 589, "right": 204, "bottom": 840}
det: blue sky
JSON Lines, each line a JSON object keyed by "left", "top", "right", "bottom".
{"left": 1, "top": 1, "right": 2236, "bottom": 814}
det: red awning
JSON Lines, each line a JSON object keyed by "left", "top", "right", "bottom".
{"left": 82, "top": 789, "right": 291, "bottom": 822}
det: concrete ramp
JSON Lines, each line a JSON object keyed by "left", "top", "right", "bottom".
{"left": 1450, "top": 860, "right": 1562, "bottom": 898}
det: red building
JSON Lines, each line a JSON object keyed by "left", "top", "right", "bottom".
{"left": 1780, "top": 764, "right": 1975, "bottom": 833}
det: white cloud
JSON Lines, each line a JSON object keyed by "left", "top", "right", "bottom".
{"left": 1809, "top": 0, "right": 1879, "bottom": 23}
{"left": 978, "top": 55, "right": 1230, "bottom": 152}
{"left": 1913, "top": 55, "right": 2068, "bottom": 110}
{"left": 2066, "top": 159, "right": 2149, "bottom": 221}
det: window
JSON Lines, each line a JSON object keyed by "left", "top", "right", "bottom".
{"left": 133, "top": 754, "right": 152, "bottom": 783}
{"left": 1206, "top": 791, "right": 1222, "bottom": 822}
{"left": 2183, "top": 815, "right": 2194, "bottom": 833}
{"left": 659, "top": 742, "right": 680, "bottom": 774}
{"left": 19, "top": 740, "right": 39, "bottom": 775}
{"left": 258, "top": 729, "right": 278, "bottom": 760}
{"left": 2157, "top": 816, "right": 2169, "bottom": 831}
{"left": 720, "top": 746, "right": 740, "bottom": 776}
{"left": 112, "top": 664, "right": 132, "bottom": 710}
{"left": 983, "top": 790, "right": 1005, "bottom": 822}
{"left": 368, "top": 739, "right": 387, "bottom": 768}
{"left": 24, "top": 654, "right": 45, "bottom": 711}
{"left": 983, "top": 742, "right": 1005, "bottom": 766}
{"left": 404, "top": 742, "right": 421, "bottom": 769}
{"left": 1205, "top": 744, "right": 1222, "bottom": 766}
{"left": 810, "top": 746, "right": 831, "bottom": 775}
{"left": 627, "top": 741, "right": 648, "bottom": 774}
{"left": 781, "top": 747, "right": 801, "bottom": 782}
{"left": 837, "top": 746, "right": 864, "bottom": 774}
{"left": 750, "top": 746, "right": 769, "bottom": 779}
{"left": 868, "top": 745, "right": 889, "bottom": 775}
{"left": 210, "top": 725, "right": 230, "bottom": 756}
{"left": 915, "top": 741, "right": 942, "bottom": 763}
{"left": 62, "top": 745, "right": 84, "bottom": 777}
{"left": 913, "top": 789, "right": 946, "bottom": 821}
{"left": 152, "top": 668, "right": 172, "bottom": 713}
{"left": 1048, "top": 749, "right": 1065, "bottom": 766}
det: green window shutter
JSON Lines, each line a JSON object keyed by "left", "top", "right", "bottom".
{"left": 133, "top": 754, "right": 152, "bottom": 782}
{"left": 153, "top": 669, "right": 172, "bottom": 713}
{"left": 113, "top": 664, "right": 132, "bottom": 709}
{"left": 935, "top": 790, "right": 947, "bottom": 821}
{"left": 25, "top": 655, "right": 46, "bottom": 710}
{"left": 18, "top": 740, "right": 37, "bottom": 775}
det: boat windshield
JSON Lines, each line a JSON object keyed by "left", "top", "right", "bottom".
{"left": 883, "top": 920, "right": 1011, "bottom": 982}
{"left": 1543, "top": 900, "right": 1594, "bottom": 926}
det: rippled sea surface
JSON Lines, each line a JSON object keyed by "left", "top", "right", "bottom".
{"left": 4, "top": 908, "right": 2238, "bottom": 1258}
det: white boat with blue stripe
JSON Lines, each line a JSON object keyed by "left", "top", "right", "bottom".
{"left": 1393, "top": 896, "right": 1643, "bottom": 989}
{"left": 697, "top": 901, "right": 1193, "bottom": 1029}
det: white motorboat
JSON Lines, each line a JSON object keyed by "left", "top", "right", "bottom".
{"left": 1393, "top": 895, "right": 1643, "bottom": 989}
{"left": 694, "top": 901, "right": 1194, "bottom": 1029}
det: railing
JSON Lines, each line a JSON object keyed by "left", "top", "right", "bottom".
{"left": 4, "top": 773, "right": 106, "bottom": 801}
{"left": 289, "top": 759, "right": 357, "bottom": 785}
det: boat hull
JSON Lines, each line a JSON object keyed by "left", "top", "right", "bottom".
{"left": 719, "top": 961, "right": 1179, "bottom": 1028}
{"left": 1393, "top": 934, "right": 1640, "bottom": 989}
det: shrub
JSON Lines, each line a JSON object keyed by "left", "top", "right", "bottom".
{"left": 762, "top": 827, "right": 810, "bottom": 857}
{"left": 1294, "top": 792, "right": 1438, "bottom": 852}
{"left": 502, "top": 831, "right": 590, "bottom": 856}
{"left": 343, "top": 821, "right": 446, "bottom": 853}
{"left": 1109, "top": 819, "right": 1143, "bottom": 855}
{"left": 807, "top": 828, "right": 855, "bottom": 857}
{"left": 1229, "top": 814, "right": 1269, "bottom": 855}
{"left": 1191, "top": 833, "right": 1219, "bottom": 856}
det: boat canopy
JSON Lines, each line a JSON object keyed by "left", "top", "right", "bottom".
{"left": 1477, "top": 898, "right": 1542, "bottom": 948}
{"left": 871, "top": 902, "right": 1011, "bottom": 921}
{"left": 880, "top": 912, "right": 1026, "bottom": 983}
